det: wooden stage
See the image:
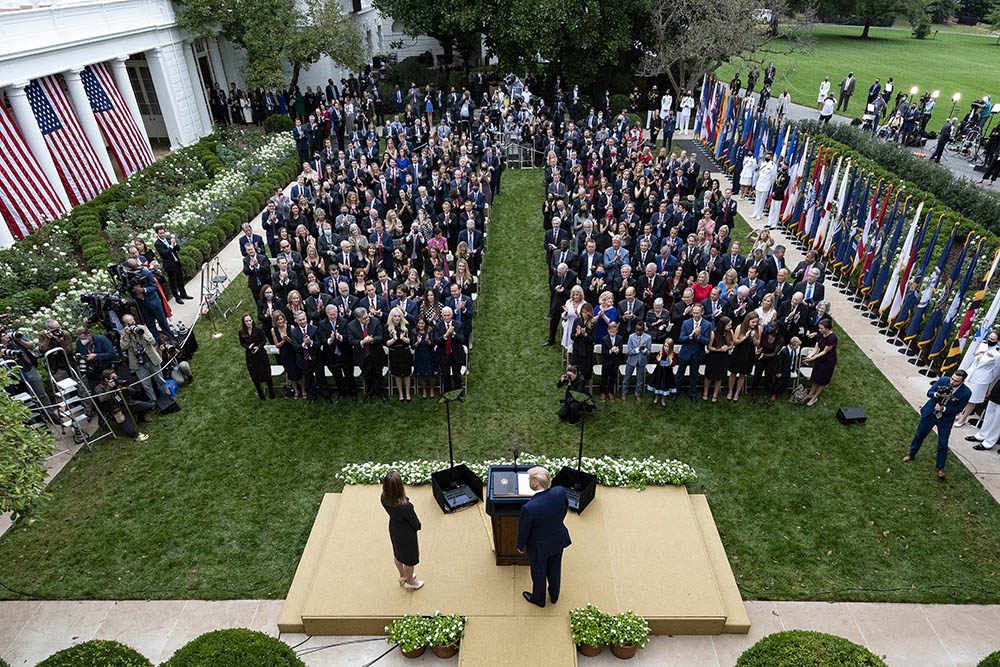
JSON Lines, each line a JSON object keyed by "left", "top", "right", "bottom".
{"left": 278, "top": 484, "right": 749, "bottom": 665}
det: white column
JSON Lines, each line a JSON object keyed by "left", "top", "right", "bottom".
{"left": 183, "top": 41, "right": 213, "bottom": 136}
{"left": 63, "top": 67, "right": 119, "bottom": 184}
{"left": 0, "top": 208, "right": 17, "bottom": 249}
{"left": 206, "top": 37, "right": 229, "bottom": 88}
{"left": 5, "top": 82, "right": 72, "bottom": 212}
{"left": 144, "top": 46, "right": 184, "bottom": 150}
{"left": 109, "top": 55, "right": 155, "bottom": 156}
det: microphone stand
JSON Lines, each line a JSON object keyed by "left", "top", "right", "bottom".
{"left": 441, "top": 387, "right": 465, "bottom": 486}
{"left": 569, "top": 389, "right": 594, "bottom": 490}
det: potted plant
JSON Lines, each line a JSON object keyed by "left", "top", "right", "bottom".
{"left": 427, "top": 612, "right": 466, "bottom": 658}
{"left": 569, "top": 604, "right": 610, "bottom": 657}
{"left": 607, "top": 610, "right": 650, "bottom": 659}
{"left": 385, "top": 615, "right": 429, "bottom": 658}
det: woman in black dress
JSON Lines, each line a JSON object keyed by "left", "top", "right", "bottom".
{"left": 571, "top": 303, "right": 596, "bottom": 382}
{"left": 239, "top": 313, "right": 273, "bottom": 400}
{"left": 704, "top": 316, "right": 732, "bottom": 402}
{"left": 804, "top": 318, "right": 838, "bottom": 406}
{"left": 270, "top": 311, "right": 304, "bottom": 399}
{"left": 412, "top": 317, "right": 437, "bottom": 398}
{"left": 728, "top": 311, "right": 760, "bottom": 402}
{"left": 387, "top": 307, "right": 413, "bottom": 401}
{"left": 381, "top": 470, "right": 423, "bottom": 590}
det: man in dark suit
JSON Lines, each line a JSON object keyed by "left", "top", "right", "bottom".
{"left": 289, "top": 311, "right": 329, "bottom": 403}
{"left": 549, "top": 239, "right": 577, "bottom": 276}
{"left": 776, "top": 292, "right": 808, "bottom": 339}
{"left": 758, "top": 245, "right": 785, "bottom": 284}
{"left": 517, "top": 466, "right": 572, "bottom": 608}
{"left": 317, "top": 304, "right": 356, "bottom": 401}
{"left": 242, "top": 244, "right": 271, "bottom": 303}
{"left": 446, "top": 283, "right": 474, "bottom": 340}
{"left": 700, "top": 286, "right": 729, "bottom": 323}
{"left": 275, "top": 240, "right": 305, "bottom": 280}
{"left": 636, "top": 263, "right": 666, "bottom": 307}
{"left": 359, "top": 282, "right": 389, "bottom": 326}
{"left": 433, "top": 306, "right": 467, "bottom": 392}
{"left": 292, "top": 119, "right": 311, "bottom": 165}
{"left": 766, "top": 268, "right": 794, "bottom": 306}
{"left": 791, "top": 250, "right": 826, "bottom": 284}
{"left": 545, "top": 263, "right": 577, "bottom": 346}
{"left": 718, "top": 240, "right": 746, "bottom": 278}
{"left": 617, "top": 287, "right": 646, "bottom": 335}
{"left": 718, "top": 189, "right": 738, "bottom": 229}
{"left": 373, "top": 268, "right": 397, "bottom": 299}
{"left": 577, "top": 239, "right": 602, "bottom": 283}
{"left": 304, "top": 282, "right": 333, "bottom": 325}
{"left": 237, "top": 223, "right": 266, "bottom": 258}
{"left": 334, "top": 282, "right": 358, "bottom": 320}
{"left": 391, "top": 286, "right": 419, "bottom": 326}
{"left": 458, "top": 219, "right": 484, "bottom": 273}
{"left": 676, "top": 303, "right": 713, "bottom": 401}
{"left": 904, "top": 371, "right": 972, "bottom": 479}
{"left": 793, "top": 268, "right": 825, "bottom": 306}
{"left": 544, "top": 218, "right": 571, "bottom": 271}
{"left": 347, "top": 307, "right": 387, "bottom": 403}
{"left": 154, "top": 227, "right": 192, "bottom": 304}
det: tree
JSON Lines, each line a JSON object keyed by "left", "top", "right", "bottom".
{"left": 370, "top": 0, "right": 481, "bottom": 68}
{"left": 820, "top": 0, "right": 923, "bottom": 38}
{"left": 0, "top": 366, "right": 56, "bottom": 523}
{"left": 988, "top": 2, "right": 1000, "bottom": 44}
{"left": 175, "top": 0, "right": 365, "bottom": 90}
{"left": 926, "top": 0, "right": 958, "bottom": 22}
{"left": 636, "top": 0, "right": 814, "bottom": 96}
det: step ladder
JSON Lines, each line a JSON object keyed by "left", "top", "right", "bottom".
{"left": 44, "top": 349, "right": 116, "bottom": 451}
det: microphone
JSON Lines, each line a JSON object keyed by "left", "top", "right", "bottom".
{"left": 512, "top": 448, "right": 520, "bottom": 474}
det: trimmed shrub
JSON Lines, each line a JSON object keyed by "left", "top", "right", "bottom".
{"left": 188, "top": 238, "right": 211, "bottom": 259}
{"left": 36, "top": 639, "right": 151, "bottom": 667}
{"left": 264, "top": 114, "right": 294, "bottom": 134}
{"left": 161, "top": 628, "right": 304, "bottom": 667}
{"left": 736, "top": 630, "right": 885, "bottom": 667}
{"left": 1, "top": 657, "right": 10, "bottom": 667}
{"left": 979, "top": 650, "right": 1000, "bottom": 667}
{"left": 610, "top": 94, "right": 631, "bottom": 117}
{"left": 625, "top": 112, "right": 643, "bottom": 128}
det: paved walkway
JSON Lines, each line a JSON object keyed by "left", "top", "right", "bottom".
{"left": 2, "top": 598, "right": 997, "bottom": 666}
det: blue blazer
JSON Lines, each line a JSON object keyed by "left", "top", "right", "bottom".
{"left": 517, "top": 486, "right": 572, "bottom": 561}
{"left": 919, "top": 377, "right": 971, "bottom": 422}
{"left": 238, "top": 233, "right": 266, "bottom": 256}
{"left": 678, "top": 317, "right": 713, "bottom": 361}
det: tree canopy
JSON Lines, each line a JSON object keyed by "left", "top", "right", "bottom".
{"left": 175, "top": 0, "right": 365, "bottom": 90}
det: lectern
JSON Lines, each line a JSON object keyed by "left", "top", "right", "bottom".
{"left": 484, "top": 465, "right": 535, "bottom": 565}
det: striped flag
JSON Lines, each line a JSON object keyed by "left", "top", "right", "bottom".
{"left": 867, "top": 195, "right": 911, "bottom": 308}
{"left": 919, "top": 232, "right": 975, "bottom": 350}
{"left": 893, "top": 214, "right": 946, "bottom": 332}
{"left": 813, "top": 156, "right": 842, "bottom": 250}
{"left": 959, "top": 264, "right": 1000, "bottom": 372}
{"left": 25, "top": 76, "right": 111, "bottom": 205}
{"left": 0, "top": 102, "right": 67, "bottom": 240}
{"left": 941, "top": 247, "right": 1000, "bottom": 372}
{"left": 823, "top": 161, "right": 852, "bottom": 256}
{"left": 906, "top": 224, "right": 961, "bottom": 342}
{"left": 81, "top": 63, "right": 154, "bottom": 177}
{"left": 853, "top": 179, "right": 881, "bottom": 272}
{"left": 929, "top": 237, "right": 983, "bottom": 360}
{"left": 879, "top": 201, "right": 924, "bottom": 319}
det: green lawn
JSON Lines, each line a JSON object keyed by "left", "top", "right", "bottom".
{"left": 715, "top": 26, "right": 1000, "bottom": 126}
{"left": 2, "top": 170, "right": 1000, "bottom": 604}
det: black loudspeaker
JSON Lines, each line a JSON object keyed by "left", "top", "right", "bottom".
{"left": 837, "top": 406, "right": 867, "bottom": 425}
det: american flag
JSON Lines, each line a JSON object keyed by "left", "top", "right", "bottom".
{"left": 26, "top": 75, "right": 111, "bottom": 206}
{"left": 82, "top": 64, "right": 154, "bottom": 176}
{"left": 0, "top": 101, "right": 67, "bottom": 240}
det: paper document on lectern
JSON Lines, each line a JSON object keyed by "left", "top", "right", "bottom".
{"left": 517, "top": 473, "right": 538, "bottom": 497}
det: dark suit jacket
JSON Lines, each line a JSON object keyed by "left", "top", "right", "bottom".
{"left": 432, "top": 320, "right": 467, "bottom": 365}
{"left": 288, "top": 324, "right": 321, "bottom": 369}
{"left": 678, "top": 317, "right": 713, "bottom": 362}
{"left": 617, "top": 298, "right": 646, "bottom": 333}
{"left": 304, "top": 293, "right": 333, "bottom": 324}
{"left": 920, "top": 378, "right": 971, "bottom": 422}
{"left": 792, "top": 281, "right": 825, "bottom": 304}
{"left": 317, "top": 316, "right": 350, "bottom": 360}
{"left": 516, "top": 486, "right": 572, "bottom": 560}
{"left": 154, "top": 237, "right": 182, "bottom": 269}
{"left": 346, "top": 317, "right": 386, "bottom": 366}
{"left": 358, "top": 295, "right": 389, "bottom": 324}
{"left": 792, "top": 260, "right": 827, "bottom": 283}
{"left": 238, "top": 233, "right": 267, "bottom": 257}
{"left": 758, "top": 255, "right": 784, "bottom": 284}
{"left": 243, "top": 254, "right": 271, "bottom": 295}
{"left": 719, "top": 252, "right": 746, "bottom": 277}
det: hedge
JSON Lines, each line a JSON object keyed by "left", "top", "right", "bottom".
{"left": 736, "top": 630, "right": 885, "bottom": 667}
{"left": 264, "top": 114, "right": 294, "bottom": 134}
{"left": 161, "top": 629, "right": 304, "bottom": 667}
{"left": 980, "top": 650, "right": 1000, "bottom": 667}
{"left": 36, "top": 639, "right": 152, "bottom": 667}
{"left": 610, "top": 94, "right": 631, "bottom": 117}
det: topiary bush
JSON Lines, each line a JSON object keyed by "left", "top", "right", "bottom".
{"left": 1, "top": 657, "right": 10, "bottom": 667}
{"left": 979, "top": 650, "right": 1000, "bottom": 667}
{"left": 36, "top": 639, "right": 152, "bottom": 667}
{"left": 161, "top": 628, "right": 304, "bottom": 667}
{"left": 736, "top": 630, "right": 885, "bottom": 667}
{"left": 610, "top": 94, "right": 631, "bottom": 117}
{"left": 263, "top": 114, "right": 294, "bottom": 134}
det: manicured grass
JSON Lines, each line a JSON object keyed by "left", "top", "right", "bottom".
{"left": 1, "top": 170, "right": 1000, "bottom": 604}
{"left": 715, "top": 26, "right": 1000, "bottom": 126}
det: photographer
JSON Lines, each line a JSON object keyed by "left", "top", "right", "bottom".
{"left": 94, "top": 369, "right": 153, "bottom": 440}
{"left": 1, "top": 325, "right": 55, "bottom": 420}
{"left": 557, "top": 365, "right": 590, "bottom": 425}
{"left": 124, "top": 258, "right": 174, "bottom": 342}
{"left": 119, "top": 314, "right": 168, "bottom": 402}
{"left": 158, "top": 334, "right": 193, "bottom": 387}
{"left": 903, "top": 370, "right": 971, "bottom": 480}
{"left": 37, "top": 319, "right": 75, "bottom": 382}
{"left": 74, "top": 327, "right": 115, "bottom": 388}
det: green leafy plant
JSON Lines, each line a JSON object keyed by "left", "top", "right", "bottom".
{"left": 426, "top": 612, "right": 466, "bottom": 648}
{"left": 36, "top": 639, "right": 151, "bottom": 666}
{"left": 736, "top": 630, "right": 886, "bottom": 667}
{"left": 0, "top": 366, "right": 57, "bottom": 522}
{"left": 979, "top": 650, "right": 1000, "bottom": 667}
{"left": 385, "top": 615, "right": 430, "bottom": 653}
{"left": 161, "top": 628, "right": 303, "bottom": 667}
{"left": 264, "top": 114, "right": 295, "bottom": 134}
{"left": 607, "top": 610, "right": 650, "bottom": 649}
{"left": 568, "top": 604, "right": 611, "bottom": 647}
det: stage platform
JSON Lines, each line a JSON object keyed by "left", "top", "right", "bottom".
{"left": 278, "top": 484, "right": 749, "bottom": 664}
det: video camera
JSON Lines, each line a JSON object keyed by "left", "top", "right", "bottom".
{"left": 107, "top": 262, "right": 145, "bottom": 294}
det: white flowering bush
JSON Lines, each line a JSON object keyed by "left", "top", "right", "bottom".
{"left": 338, "top": 453, "right": 696, "bottom": 489}
{"left": 607, "top": 610, "right": 650, "bottom": 648}
{"left": 426, "top": 612, "right": 466, "bottom": 648}
{"left": 0, "top": 224, "right": 77, "bottom": 299}
{"left": 5, "top": 270, "right": 114, "bottom": 337}
{"left": 569, "top": 604, "right": 610, "bottom": 647}
{"left": 234, "top": 133, "right": 295, "bottom": 178}
{"left": 153, "top": 169, "right": 250, "bottom": 245}
{"left": 384, "top": 615, "right": 429, "bottom": 653}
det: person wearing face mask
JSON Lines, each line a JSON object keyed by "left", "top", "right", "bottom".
{"left": 956, "top": 331, "right": 1000, "bottom": 427}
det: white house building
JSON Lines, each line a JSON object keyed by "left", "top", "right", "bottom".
{"left": 0, "top": 0, "right": 443, "bottom": 246}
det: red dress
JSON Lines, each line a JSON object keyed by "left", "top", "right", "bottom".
{"left": 692, "top": 283, "right": 713, "bottom": 302}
